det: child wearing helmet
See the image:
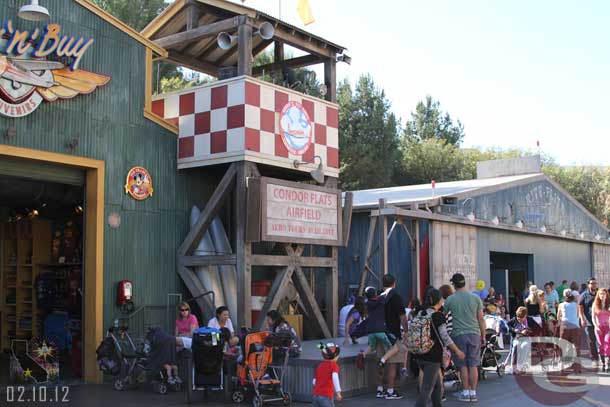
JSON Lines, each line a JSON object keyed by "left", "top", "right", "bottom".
{"left": 312, "top": 342, "right": 342, "bottom": 406}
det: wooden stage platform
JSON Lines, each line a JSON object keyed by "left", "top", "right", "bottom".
{"left": 284, "top": 338, "right": 408, "bottom": 402}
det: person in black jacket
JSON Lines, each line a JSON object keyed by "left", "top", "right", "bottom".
{"left": 506, "top": 306, "right": 540, "bottom": 373}
{"left": 413, "top": 289, "right": 464, "bottom": 407}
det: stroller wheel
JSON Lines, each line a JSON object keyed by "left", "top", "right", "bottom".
{"left": 282, "top": 392, "right": 292, "bottom": 406}
{"left": 497, "top": 365, "right": 505, "bottom": 377}
{"left": 252, "top": 395, "right": 263, "bottom": 407}
{"left": 232, "top": 390, "right": 245, "bottom": 403}
{"left": 113, "top": 379, "right": 125, "bottom": 391}
{"left": 170, "top": 382, "right": 182, "bottom": 392}
{"left": 154, "top": 382, "right": 168, "bottom": 395}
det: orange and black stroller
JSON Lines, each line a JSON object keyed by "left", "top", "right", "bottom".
{"left": 231, "top": 331, "right": 292, "bottom": 407}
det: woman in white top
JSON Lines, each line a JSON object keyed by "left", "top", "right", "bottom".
{"left": 208, "top": 306, "right": 239, "bottom": 346}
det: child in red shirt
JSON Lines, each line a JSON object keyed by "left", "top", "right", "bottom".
{"left": 312, "top": 342, "right": 342, "bottom": 406}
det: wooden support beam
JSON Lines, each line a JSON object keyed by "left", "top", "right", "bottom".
{"left": 378, "top": 199, "right": 388, "bottom": 276}
{"left": 414, "top": 220, "right": 420, "bottom": 301}
{"left": 342, "top": 192, "right": 353, "bottom": 247}
{"left": 154, "top": 16, "right": 241, "bottom": 49}
{"left": 292, "top": 266, "right": 332, "bottom": 338}
{"left": 178, "top": 163, "right": 237, "bottom": 256}
{"left": 235, "top": 162, "right": 251, "bottom": 328}
{"left": 177, "top": 266, "right": 215, "bottom": 317}
{"left": 166, "top": 50, "right": 219, "bottom": 76}
{"left": 250, "top": 255, "right": 334, "bottom": 267}
{"left": 359, "top": 215, "right": 377, "bottom": 295}
{"left": 271, "top": 28, "right": 336, "bottom": 59}
{"left": 253, "top": 266, "right": 295, "bottom": 330}
{"left": 274, "top": 41, "right": 284, "bottom": 63}
{"left": 252, "top": 39, "right": 273, "bottom": 57}
{"left": 186, "top": 2, "right": 199, "bottom": 30}
{"left": 237, "top": 23, "right": 253, "bottom": 76}
{"left": 328, "top": 247, "right": 339, "bottom": 337}
{"left": 179, "top": 254, "right": 236, "bottom": 267}
{"left": 324, "top": 57, "right": 337, "bottom": 102}
{"left": 252, "top": 54, "right": 322, "bottom": 76}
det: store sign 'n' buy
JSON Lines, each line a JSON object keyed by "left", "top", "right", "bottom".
{"left": 0, "top": 20, "right": 110, "bottom": 118}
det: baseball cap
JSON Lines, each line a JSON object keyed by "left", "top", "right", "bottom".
{"left": 450, "top": 273, "right": 466, "bottom": 286}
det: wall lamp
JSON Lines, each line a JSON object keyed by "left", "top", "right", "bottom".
{"left": 293, "top": 155, "right": 324, "bottom": 184}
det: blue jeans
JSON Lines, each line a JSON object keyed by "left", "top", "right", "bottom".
{"left": 312, "top": 395, "right": 334, "bottom": 407}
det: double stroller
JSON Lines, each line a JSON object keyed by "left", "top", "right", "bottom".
{"left": 186, "top": 328, "right": 292, "bottom": 406}
{"left": 96, "top": 325, "right": 182, "bottom": 394}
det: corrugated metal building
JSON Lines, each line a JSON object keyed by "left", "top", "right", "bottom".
{"left": 0, "top": 0, "right": 211, "bottom": 382}
{"left": 340, "top": 157, "right": 610, "bottom": 314}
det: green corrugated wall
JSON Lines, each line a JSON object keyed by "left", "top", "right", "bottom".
{"left": 0, "top": 1, "right": 218, "bottom": 329}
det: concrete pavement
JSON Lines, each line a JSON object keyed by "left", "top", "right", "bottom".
{"left": 4, "top": 369, "right": 609, "bottom": 407}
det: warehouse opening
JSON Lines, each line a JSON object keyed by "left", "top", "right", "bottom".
{"left": 490, "top": 251, "right": 533, "bottom": 317}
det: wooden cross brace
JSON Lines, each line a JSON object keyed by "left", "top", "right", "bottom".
{"left": 252, "top": 243, "right": 333, "bottom": 338}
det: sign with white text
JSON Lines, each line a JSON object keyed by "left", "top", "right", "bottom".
{"left": 260, "top": 177, "right": 342, "bottom": 246}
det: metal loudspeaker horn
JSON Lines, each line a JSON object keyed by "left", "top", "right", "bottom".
{"left": 217, "top": 32, "right": 237, "bottom": 50}
{"left": 255, "top": 22, "right": 275, "bottom": 40}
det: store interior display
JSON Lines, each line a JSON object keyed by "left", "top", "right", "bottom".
{"left": 0, "top": 175, "right": 84, "bottom": 384}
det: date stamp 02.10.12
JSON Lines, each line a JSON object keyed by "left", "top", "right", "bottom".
{"left": 4, "top": 385, "right": 70, "bottom": 405}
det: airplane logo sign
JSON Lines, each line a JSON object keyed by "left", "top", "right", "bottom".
{"left": 0, "top": 21, "right": 110, "bottom": 118}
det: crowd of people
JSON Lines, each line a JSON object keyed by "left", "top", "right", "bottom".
{"left": 169, "top": 273, "right": 610, "bottom": 406}
{"left": 335, "top": 274, "right": 610, "bottom": 406}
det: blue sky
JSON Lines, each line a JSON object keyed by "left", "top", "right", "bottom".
{"left": 229, "top": 0, "right": 610, "bottom": 165}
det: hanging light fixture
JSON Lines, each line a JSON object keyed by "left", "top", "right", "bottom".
{"left": 18, "top": 0, "right": 50, "bottom": 21}
{"left": 74, "top": 205, "right": 84, "bottom": 214}
{"left": 491, "top": 216, "right": 499, "bottom": 226}
{"left": 28, "top": 209, "right": 39, "bottom": 219}
{"left": 466, "top": 212, "right": 475, "bottom": 222}
{"left": 540, "top": 225, "right": 547, "bottom": 233}
{"left": 515, "top": 219, "right": 524, "bottom": 229}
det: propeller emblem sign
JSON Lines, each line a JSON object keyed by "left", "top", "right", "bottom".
{"left": 0, "top": 20, "right": 110, "bottom": 118}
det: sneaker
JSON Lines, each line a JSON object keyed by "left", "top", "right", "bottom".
{"left": 376, "top": 390, "right": 386, "bottom": 398}
{"left": 385, "top": 392, "right": 403, "bottom": 400}
{"left": 458, "top": 393, "right": 471, "bottom": 402}
{"left": 357, "top": 352, "right": 365, "bottom": 370}
{"left": 378, "top": 359, "right": 386, "bottom": 369}
{"left": 470, "top": 393, "right": 478, "bottom": 402}
{"left": 441, "top": 394, "right": 447, "bottom": 402}
{"left": 400, "top": 367, "right": 409, "bottom": 377}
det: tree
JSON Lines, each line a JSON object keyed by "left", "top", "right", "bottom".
{"left": 404, "top": 95, "right": 465, "bottom": 145}
{"left": 339, "top": 75, "right": 402, "bottom": 190}
{"left": 91, "top": 0, "right": 167, "bottom": 31}
{"left": 254, "top": 51, "right": 322, "bottom": 97}
{"left": 92, "top": 0, "right": 185, "bottom": 93}
{"left": 400, "top": 138, "right": 463, "bottom": 185}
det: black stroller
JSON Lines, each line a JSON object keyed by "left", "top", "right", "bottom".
{"left": 186, "top": 327, "right": 228, "bottom": 403}
{"left": 96, "top": 325, "right": 181, "bottom": 394}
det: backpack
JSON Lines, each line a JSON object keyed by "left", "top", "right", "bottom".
{"left": 350, "top": 292, "right": 394, "bottom": 338}
{"left": 406, "top": 310, "right": 436, "bottom": 355}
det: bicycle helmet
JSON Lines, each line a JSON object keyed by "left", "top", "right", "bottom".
{"left": 318, "top": 342, "right": 341, "bottom": 360}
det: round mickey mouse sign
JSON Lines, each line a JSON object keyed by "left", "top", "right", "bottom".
{"left": 124, "top": 167, "right": 153, "bottom": 200}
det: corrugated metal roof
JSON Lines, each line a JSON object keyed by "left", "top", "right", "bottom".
{"left": 350, "top": 173, "right": 544, "bottom": 210}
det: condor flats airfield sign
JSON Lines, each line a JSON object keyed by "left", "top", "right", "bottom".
{"left": 259, "top": 177, "right": 342, "bottom": 246}
{"left": 0, "top": 20, "right": 110, "bottom": 118}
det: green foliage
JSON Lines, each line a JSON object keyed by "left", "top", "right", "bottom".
{"left": 254, "top": 51, "right": 322, "bottom": 97}
{"left": 91, "top": 0, "right": 167, "bottom": 31}
{"left": 404, "top": 95, "right": 465, "bottom": 146}
{"left": 159, "top": 75, "right": 210, "bottom": 93}
{"left": 339, "top": 75, "right": 402, "bottom": 190}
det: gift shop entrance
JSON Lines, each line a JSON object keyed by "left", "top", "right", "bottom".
{"left": 0, "top": 148, "right": 105, "bottom": 385}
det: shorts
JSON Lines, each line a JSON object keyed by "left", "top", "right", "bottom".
{"left": 368, "top": 332, "right": 395, "bottom": 350}
{"left": 312, "top": 395, "right": 334, "bottom": 407}
{"left": 451, "top": 334, "right": 481, "bottom": 368}
{"left": 375, "top": 342, "right": 407, "bottom": 364}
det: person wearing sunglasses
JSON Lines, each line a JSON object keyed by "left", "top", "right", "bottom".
{"left": 175, "top": 302, "right": 199, "bottom": 338}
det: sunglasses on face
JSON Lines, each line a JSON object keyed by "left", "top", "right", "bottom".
{"left": 180, "top": 309, "right": 189, "bottom": 312}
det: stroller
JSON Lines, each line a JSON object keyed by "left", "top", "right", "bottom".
{"left": 479, "top": 315, "right": 509, "bottom": 379}
{"left": 96, "top": 325, "right": 181, "bottom": 394}
{"left": 186, "top": 327, "right": 227, "bottom": 403}
{"left": 232, "top": 331, "right": 292, "bottom": 407}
